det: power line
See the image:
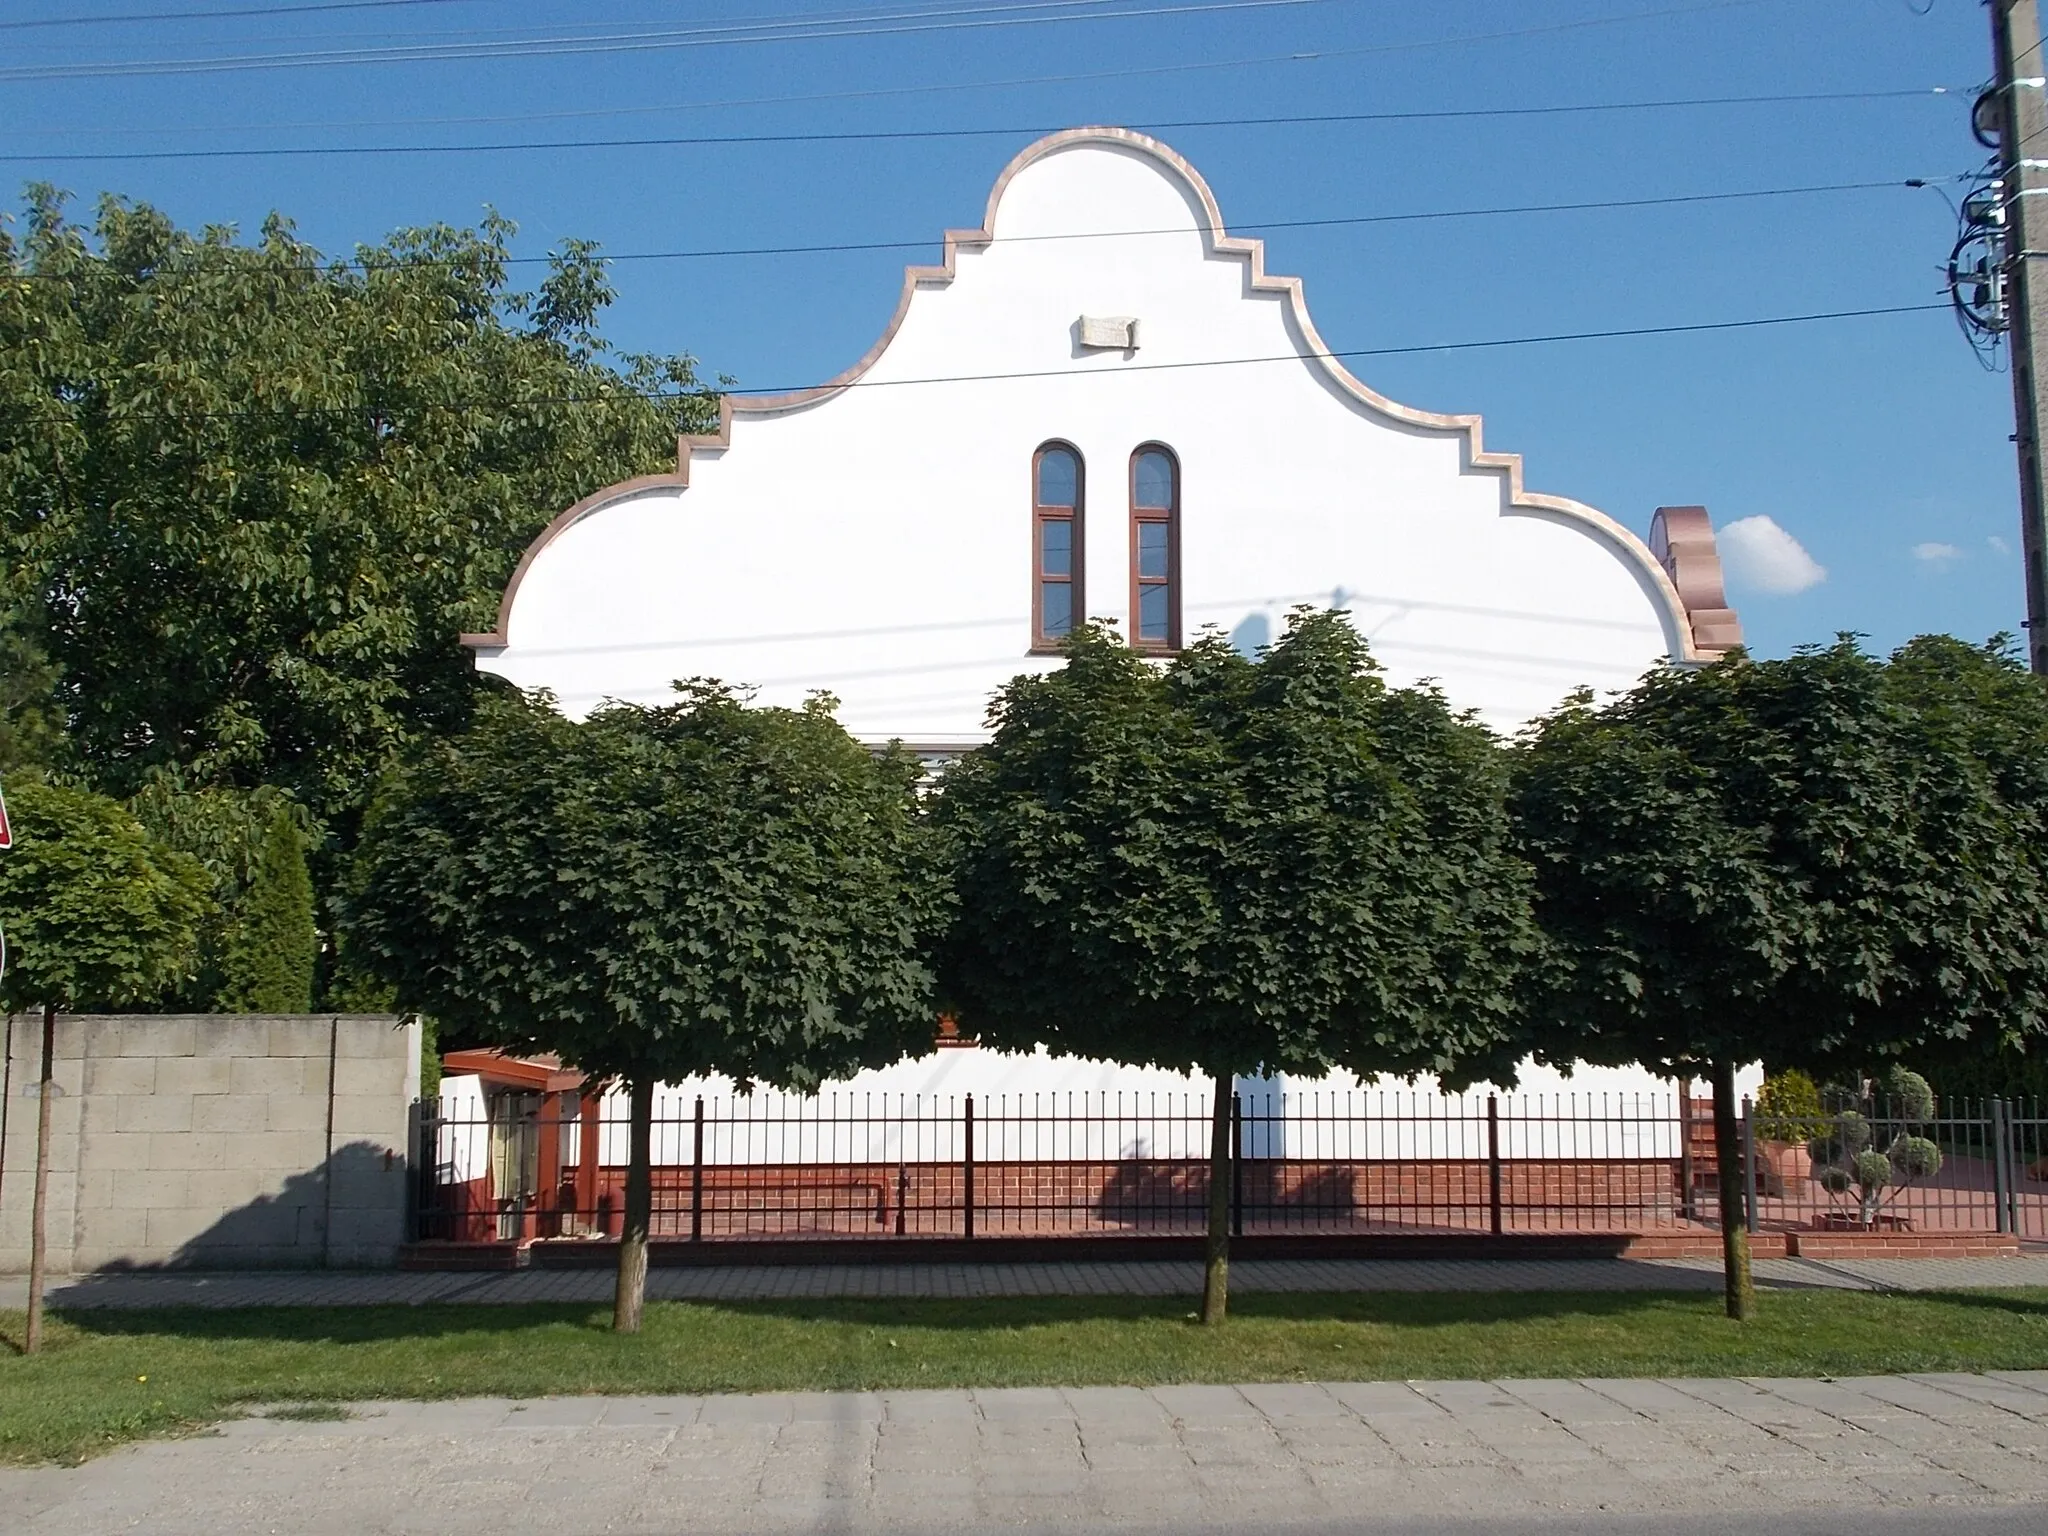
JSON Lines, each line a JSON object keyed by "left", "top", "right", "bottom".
{"left": 0, "top": 89, "right": 1956, "bottom": 163}
{"left": 0, "top": 301, "right": 1949, "bottom": 425}
{"left": 271, "top": 0, "right": 1178, "bottom": 52}
{"left": 0, "top": 0, "right": 1122, "bottom": 53}
{"left": 0, "top": 0, "right": 1332, "bottom": 82}
{"left": 0, "top": 0, "right": 490, "bottom": 31}
{"left": 15, "top": 1, "right": 1781, "bottom": 138}
{"left": 728, "top": 301, "right": 1951, "bottom": 393}
{"left": 0, "top": 175, "right": 1959, "bottom": 280}
{"left": 508, "top": 176, "right": 1964, "bottom": 266}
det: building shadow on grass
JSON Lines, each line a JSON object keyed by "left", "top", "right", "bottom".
{"left": 1900, "top": 1288, "right": 2048, "bottom": 1319}
{"left": 34, "top": 1282, "right": 1881, "bottom": 1349}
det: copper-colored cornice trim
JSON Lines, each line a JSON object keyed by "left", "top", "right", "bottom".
{"left": 461, "top": 399, "right": 735, "bottom": 649}
{"left": 469, "top": 127, "right": 1711, "bottom": 662}
{"left": 1648, "top": 505, "right": 1744, "bottom": 658}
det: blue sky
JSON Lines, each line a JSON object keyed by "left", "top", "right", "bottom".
{"left": 0, "top": 0, "right": 2018, "bottom": 659}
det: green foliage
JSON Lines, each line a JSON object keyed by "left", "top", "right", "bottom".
{"left": 343, "top": 685, "right": 943, "bottom": 1089}
{"left": 417, "top": 1013, "right": 441, "bottom": 1102}
{"left": 0, "top": 188, "right": 718, "bottom": 831}
{"left": 1908, "top": 1047, "right": 2048, "bottom": 1107}
{"left": 0, "top": 781, "right": 210, "bottom": 1012}
{"left": 127, "top": 777, "right": 312, "bottom": 1008}
{"left": 316, "top": 922, "right": 399, "bottom": 1015}
{"left": 1808, "top": 1109, "right": 1872, "bottom": 1169}
{"left": 217, "top": 809, "right": 316, "bottom": 1012}
{"left": 1885, "top": 1065, "right": 1936, "bottom": 1123}
{"left": 1755, "top": 1069, "right": 1828, "bottom": 1144}
{"left": 126, "top": 777, "right": 313, "bottom": 896}
{"left": 1892, "top": 1134, "right": 1942, "bottom": 1181}
{"left": 1511, "top": 637, "right": 2048, "bottom": 1080}
{"left": 0, "top": 600, "right": 64, "bottom": 778}
{"left": 1808, "top": 1067, "right": 1943, "bottom": 1226}
{"left": 934, "top": 612, "right": 1534, "bottom": 1084}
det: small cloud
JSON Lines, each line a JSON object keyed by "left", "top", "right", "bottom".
{"left": 1718, "top": 515, "right": 1827, "bottom": 596}
{"left": 1912, "top": 542, "right": 1964, "bottom": 567}
{"left": 1990, "top": 534, "right": 2012, "bottom": 556}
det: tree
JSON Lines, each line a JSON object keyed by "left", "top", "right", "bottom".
{"left": 1809, "top": 1066, "right": 1943, "bottom": 1228}
{"left": 128, "top": 779, "right": 313, "bottom": 1010}
{"left": 0, "top": 782, "right": 209, "bottom": 1352}
{"left": 344, "top": 686, "right": 943, "bottom": 1331}
{"left": 935, "top": 614, "right": 1533, "bottom": 1323}
{"left": 218, "top": 808, "right": 317, "bottom": 1012}
{"left": 1880, "top": 634, "right": 2048, "bottom": 1101}
{"left": 0, "top": 601, "right": 63, "bottom": 779}
{"left": 1511, "top": 638, "right": 2048, "bottom": 1319}
{"left": 0, "top": 188, "right": 718, "bottom": 834}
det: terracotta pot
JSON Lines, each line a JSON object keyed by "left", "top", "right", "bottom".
{"left": 1757, "top": 1139, "right": 1811, "bottom": 1198}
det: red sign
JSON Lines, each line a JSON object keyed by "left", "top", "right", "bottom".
{"left": 0, "top": 781, "right": 10, "bottom": 850}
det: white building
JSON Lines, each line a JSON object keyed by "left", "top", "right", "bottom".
{"left": 459, "top": 126, "right": 1749, "bottom": 1114}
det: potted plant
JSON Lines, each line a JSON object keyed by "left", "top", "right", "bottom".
{"left": 1753, "top": 1069, "right": 1828, "bottom": 1197}
{"left": 1807, "top": 1067, "right": 1943, "bottom": 1230}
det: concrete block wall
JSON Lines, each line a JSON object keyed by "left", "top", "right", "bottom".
{"left": 0, "top": 1014, "right": 419, "bottom": 1272}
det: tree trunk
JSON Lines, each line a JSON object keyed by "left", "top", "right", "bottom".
{"left": 24, "top": 1002, "right": 56, "bottom": 1355}
{"left": 1200, "top": 1071, "right": 1232, "bottom": 1327}
{"left": 612, "top": 1077, "right": 654, "bottom": 1334}
{"left": 1710, "top": 1057, "right": 1753, "bottom": 1321}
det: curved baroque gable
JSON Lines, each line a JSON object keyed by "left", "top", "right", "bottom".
{"left": 465, "top": 128, "right": 1738, "bottom": 738}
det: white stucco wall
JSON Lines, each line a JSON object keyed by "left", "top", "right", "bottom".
{"left": 472, "top": 129, "right": 1692, "bottom": 743}
{"left": 432, "top": 1054, "right": 1762, "bottom": 1168}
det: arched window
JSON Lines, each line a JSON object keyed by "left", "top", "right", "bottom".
{"left": 1033, "top": 443, "right": 1083, "bottom": 649}
{"left": 1130, "top": 444, "right": 1179, "bottom": 650}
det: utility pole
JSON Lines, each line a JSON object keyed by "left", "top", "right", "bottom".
{"left": 1989, "top": 2, "right": 2048, "bottom": 673}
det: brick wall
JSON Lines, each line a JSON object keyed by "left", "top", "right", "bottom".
{"left": 0, "top": 1014, "right": 419, "bottom": 1272}
{"left": 478, "top": 1155, "right": 1685, "bottom": 1241}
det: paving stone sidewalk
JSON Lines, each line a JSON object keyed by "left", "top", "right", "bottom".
{"left": 5, "top": 1253, "right": 2048, "bottom": 1309}
{"left": 7, "top": 1372, "right": 2048, "bottom": 1533}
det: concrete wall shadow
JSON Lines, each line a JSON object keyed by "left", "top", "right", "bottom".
{"left": 95, "top": 1139, "right": 409, "bottom": 1271}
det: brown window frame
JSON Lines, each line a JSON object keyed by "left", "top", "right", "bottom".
{"left": 1031, "top": 441, "right": 1085, "bottom": 653}
{"left": 1129, "top": 442, "right": 1181, "bottom": 653}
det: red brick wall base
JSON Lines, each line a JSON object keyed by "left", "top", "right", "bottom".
{"left": 1786, "top": 1231, "right": 2020, "bottom": 1259}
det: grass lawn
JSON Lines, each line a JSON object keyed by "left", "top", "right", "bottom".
{"left": 4, "top": 1287, "right": 2048, "bottom": 1465}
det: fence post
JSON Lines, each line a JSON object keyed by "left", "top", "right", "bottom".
{"left": 1487, "top": 1095, "right": 1503, "bottom": 1237}
{"left": 963, "top": 1095, "right": 976, "bottom": 1240}
{"left": 2023, "top": 1101, "right": 2041, "bottom": 1239}
{"left": 1231, "top": 1092, "right": 1244, "bottom": 1238}
{"left": 2016, "top": 1102, "right": 2033, "bottom": 1237}
{"left": 1677, "top": 1083, "right": 1696, "bottom": 1223}
{"left": 1993, "top": 1097, "right": 2014, "bottom": 1236}
{"left": 1741, "top": 1095, "right": 1759, "bottom": 1232}
{"left": 689, "top": 1096, "right": 704, "bottom": 1242}
{"left": 410, "top": 1099, "right": 432, "bottom": 1242}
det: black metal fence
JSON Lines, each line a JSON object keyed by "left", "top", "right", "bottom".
{"left": 410, "top": 1088, "right": 2048, "bottom": 1246}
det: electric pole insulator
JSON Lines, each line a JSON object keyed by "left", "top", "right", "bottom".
{"left": 1975, "top": 88, "right": 2005, "bottom": 149}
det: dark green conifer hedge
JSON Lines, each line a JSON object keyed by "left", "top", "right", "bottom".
{"left": 219, "top": 810, "right": 316, "bottom": 1013}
